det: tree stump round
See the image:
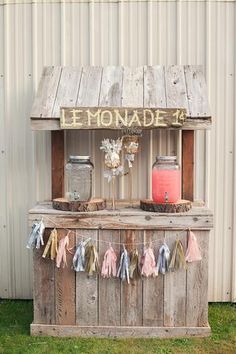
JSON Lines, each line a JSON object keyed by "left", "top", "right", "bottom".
{"left": 140, "top": 199, "right": 192, "bottom": 213}
{"left": 52, "top": 198, "right": 106, "bottom": 212}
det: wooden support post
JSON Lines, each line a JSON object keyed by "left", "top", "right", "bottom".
{"left": 51, "top": 130, "right": 64, "bottom": 199}
{"left": 182, "top": 130, "right": 194, "bottom": 201}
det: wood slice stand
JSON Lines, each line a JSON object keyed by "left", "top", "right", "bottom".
{"left": 140, "top": 199, "right": 192, "bottom": 213}
{"left": 52, "top": 198, "right": 106, "bottom": 212}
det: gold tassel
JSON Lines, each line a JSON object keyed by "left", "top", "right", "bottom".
{"left": 169, "top": 239, "right": 186, "bottom": 271}
{"left": 42, "top": 229, "right": 58, "bottom": 260}
{"left": 85, "top": 245, "right": 99, "bottom": 276}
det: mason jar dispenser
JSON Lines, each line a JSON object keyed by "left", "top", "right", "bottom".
{"left": 152, "top": 156, "right": 181, "bottom": 203}
{"left": 65, "top": 156, "right": 94, "bottom": 202}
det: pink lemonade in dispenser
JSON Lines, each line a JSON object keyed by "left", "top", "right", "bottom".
{"left": 152, "top": 156, "right": 181, "bottom": 203}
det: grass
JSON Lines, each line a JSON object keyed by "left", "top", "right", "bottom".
{"left": 0, "top": 301, "right": 235, "bottom": 354}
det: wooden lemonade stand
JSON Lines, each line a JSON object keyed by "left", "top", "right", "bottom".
{"left": 29, "top": 65, "right": 213, "bottom": 338}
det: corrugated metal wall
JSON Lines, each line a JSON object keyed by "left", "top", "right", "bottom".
{"left": 0, "top": 0, "right": 235, "bottom": 301}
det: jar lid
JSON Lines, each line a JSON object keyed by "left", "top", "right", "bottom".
{"left": 69, "top": 155, "right": 91, "bottom": 162}
{"left": 156, "top": 155, "right": 177, "bottom": 161}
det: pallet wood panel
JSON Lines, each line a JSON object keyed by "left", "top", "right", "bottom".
{"left": 99, "top": 66, "right": 123, "bottom": 107}
{"left": 120, "top": 230, "right": 143, "bottom": 326}
{"left": 55, "top": 229, "right": 76, "bottom": 325}
{"left": 186, "top": 231, "right": 209, "bottom": 327}
{"left": 52, "top": 67, "right": 82, "bottom": 118}
{"left": 164, "top": 230, "right": 187, "bottom": 327}
{"left": 98, "top": 230, "right": 121, "bottom": 326}
{"left": 76, "top": 229, "right": 98, "bottom": 326}
{"left": 33, "top": 229, "right": 55, "bottom": 324}
{"left": 142, "top": 230, "right": 164, "bottom": 326}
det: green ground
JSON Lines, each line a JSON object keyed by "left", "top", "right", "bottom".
{"left": 0, "top": 301, "right": 235, "bottom": 354}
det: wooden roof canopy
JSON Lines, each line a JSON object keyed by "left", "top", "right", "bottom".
{"left": 30, "top": 65, "right": 211, "bottom": 131}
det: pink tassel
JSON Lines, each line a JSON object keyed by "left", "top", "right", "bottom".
{"left": 185, "top": 230, "right": 202, "bottom": 262}
{"left": 56, "top": 234, "right": 69, "bottom": 268}
{"left": 141, "top": 246, "right": 158, "bottom": 277}
{"left": 101, "top": 245, "right": 117, "bottom": 278}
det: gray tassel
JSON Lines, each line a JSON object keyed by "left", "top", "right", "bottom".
{"left": 156, "top": 243, "right": 170, "bottom": 275}
{"left": 73, "top": 238, "right": 91, "bottom": 272}
{"left": 26, "top": 219, "right": 45, "bottom": 250}
{"left": 117, "top": 245, "right": 130, "bottom": 284}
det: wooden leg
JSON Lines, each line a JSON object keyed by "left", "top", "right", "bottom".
{"left": 51, "top": 130, "right": 64, "bottom": 199}
{"left": 182, "top": 130, "right": 194, "bottom": 201}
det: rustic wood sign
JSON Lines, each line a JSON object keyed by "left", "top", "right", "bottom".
{"left": 60, "top": 107, "right": 186, "bottom": 130}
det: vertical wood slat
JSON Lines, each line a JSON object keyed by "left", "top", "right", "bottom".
{"left": 182, "top": 130, "right": 194, "bottom": 201}
{"left": 142, "top": 230, "right": 164, "bottom": 326}
{"left": 120, "top": 230, "right": 143, "bottom": 326}
{"left": 33, "top": 229, "right": 55, "bottom": 324}
{"left": 51, "top": 130, "right": 64, "bottom": 199}
{"left": 186, "top": 231, "right": 209, "bottom": 326}
{"left": 55, "top": 229, "right": 76, "bottom": 325}
{"left": 76, "top": 229, "right": 98, "bottom": 326}
{"left": 164, "top": 230, "right": 187, "bottom": 327}
{"left": 98, "top": 230, "right": 121, "bottom": 326}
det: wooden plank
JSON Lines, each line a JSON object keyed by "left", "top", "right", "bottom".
{"left": 31, "top": 118, "right": 60, "bottom": 130}
{"left": 31, "top": 324, "right": 211, "bottom": 338}
{"left": 76, "top": 229, "right": 98, "bottom": 326}
{"left": 143, "top": 230, "right": 164, "bottom": 326}
{"left": 98, "top": 230, "right": 121, "bottom": 326}
{"left": 144, "top": 65, "right": 166, "bottom": 108}
{"left": 77, "top": 66, "right": 103, "bottom": 106}
{"left": 99, "top": 66, "right": 123, "bottom": 107}
{"left": 51, "top": 130, "right": 64, "bottom": 199}
{"left": 52, "top": 67, "right": 82, "bottom": 118}
{"left": 31, "top": 66, "right": 62, "bottom": 118}
{"left": 165, "top": 65, "right": 189, "bottom": 114}
{"left": 186, "top": 231, "right": 209, "bottom": 327}
{"left": 33, "top": 229, "right": 55, "bottom": 324}
{"left": 29, "top": 212, "right": 214, "bottom": 230}
{"left": 120, "top": 230, "right": 143, "bottom": 326}
{"left": 184, "top": 65, "right": 211, "bottom": 118}
{"left": 182, "top": 130, "right": 194, "bottom": 201}
{"left": 164, "top": 230, "right": 187, "bottom": 327}
{"left": 60, "top": 107, "right": 187, "bottom": 130}
{"left": 55, "top": 229, "right": 76, "bottom": 325}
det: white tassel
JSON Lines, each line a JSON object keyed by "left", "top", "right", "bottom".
{"left": 26, "top": 219, "right": 45, "bottom": 250}
{"left": 73, "top": 238, "right": 91, "bottom": 272}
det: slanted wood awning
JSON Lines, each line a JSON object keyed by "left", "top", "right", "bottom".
{"left": 30, "top": 65, "right": 211, "bottom": 131}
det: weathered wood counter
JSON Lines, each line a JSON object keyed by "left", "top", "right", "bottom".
{"left": 29, "top": 202, "right": 213, "bottom": 338}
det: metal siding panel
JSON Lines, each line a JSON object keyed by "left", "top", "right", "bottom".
{"left": 0, "top": 0, "right": 235, "bottom": 301}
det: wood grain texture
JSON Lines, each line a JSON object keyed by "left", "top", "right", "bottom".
{"left": 51, "top": 130, "right": 64, "bottom": 199}
{"left": 55, "top": 229, "right": 76, "bottom": 325}
{"left": 76, "top": 229, "right": 98, "bottom": 326}
{"left": 52, "top": 198, "right": 106, "bottom": 212}
{"left": 99, "top": 66, "right": 123, "bottom": 107}
{"left": 33, "top": 229, "right": 55, "bottom": 324}
{"left": 182, "top": 130, "right": 194, "bottom": 201}
{"left": 52, "top": 67, "right": 82, "bottom": 118}
{"left": 98, "top": 230, "right": 121, "bottom": 326}
{"left": 186, "top": 231, "right": 209, "bottom": 327}
{"left": 164, "top": 230, "right": 187, "bottom": 327}
{"left": 31, "top": 66, "right": 62, "bottom": 118}
{"left": 31, "top": 324, "right": 211, "bottom": 338}
{"left": 184, "top": 65, "right": 211, "bottom": 118}
{"left": 120, "top": 230, "right": 143, "bottom": 326}
{"left": 140, "top": 199, "right": 192, "bottom": 213}
{"left": 77, "top": 66, "right": 103, "bottom": 107}
{"left": 144, "top": 65, "right": 166, "bottom": 108}
{"left": 143, "top": 230, "right": 164, "bottom": 326}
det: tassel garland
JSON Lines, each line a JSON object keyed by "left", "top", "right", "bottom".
{"left": 26, "top": 219, "right": 45, "bottom": 249}
{"left": 42, "top": 228, "right": 58, "bottom": 260}
{"left": 73, "top": 238, "right": 91, "bottom": 272}
{"left": 129, "top": 249, "right": 140, "bottom": 279}
{"left": 185, "top": 230, "right": 202, "bottom": 262}
{"left": 169, "top": 239, "right": 186, "bottom": 271}
{"left": 141, "top": 246, "right": 158, "bottom": 277}
{"left": 101, "top": 245, "right": 117, "bottom": 278}
{"left": 56, "top": 234, "right": 70, "bottom": 268}
{"left": 85, "top": 245, "right": 99, "bottom": 276}
{"left": 156, "top": 243, "right": 170, "bottom": 275}
{"left": 117, "top": 246, "right": 130, "bottom": 283}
